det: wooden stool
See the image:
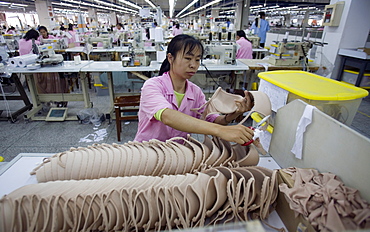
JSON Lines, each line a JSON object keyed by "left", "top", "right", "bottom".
{"left": 114, "top": 95, "right": 141, "bottom": 141}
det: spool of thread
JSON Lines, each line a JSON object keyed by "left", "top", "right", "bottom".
{"left": 0, "top": 156, "right": 4, "bottom": 162}
{"left": 251, "top": 82, "right": 258, "bottom": 91}
{"left": 227, "top": 32, "right": 231, "bottom": 41}
{"left": 218, "top": 32, "right": 222, "bottom": 41}
{"left": 209, "top": 32, "right": 212, "bottom": 41}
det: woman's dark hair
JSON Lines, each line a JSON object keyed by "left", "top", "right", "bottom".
{"left": 175, "top": 23, "right": 180, "bottom": 29}
{"left": 68, "top": 23, "right": 73, "bottom": 31}
{"left": 23, "top": 29, "right": 39, "bottom": 41}
{"left": 159, "top": 34, "right": 204, "bottom": 76}
{"left": 7, "top": 26, "right": 15, "bottom": 32}
{"left": 255, "top": 12, "right": 266, "bottom": 27}
{"left": 145, "top": 27, "right": 150, "bottom": 40}
{"left": 236, "top": 30, "right": 247, "bottom": 39}
{"left": 60, "top": 26, "right": 66, "bottom": 31}
{"left": 38, "top": 26, "right": 48, "bottom": 34}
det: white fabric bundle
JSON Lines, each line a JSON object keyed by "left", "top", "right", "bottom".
{"left": 8, "top": 54, "right": 37, "bottom": 67}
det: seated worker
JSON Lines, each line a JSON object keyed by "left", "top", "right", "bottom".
{"left": 116, "top": 23, "right": 124, "bottom": 32}
{"left": 172, "top": 23, "right": 183, "bottom": 36}
{"left": 38, "top": 26, "right": 55, "bottom": 41}
{"left": 134, "top": 34, "right": 255, "bottom": 145}
{"left": 18, "top": 29, "right": 40, "bottom": 55}
{"left": 19, "top": 29, "right": 68, "bottom": 104}
{"left": 235, "top": 30, "right": 253, "bottom": 59}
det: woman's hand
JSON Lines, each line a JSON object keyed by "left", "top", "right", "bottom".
{"left": 215, "top": 124, "right": 254, "bottom": 144}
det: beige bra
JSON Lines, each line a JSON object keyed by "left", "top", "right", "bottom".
{"left": 31, "top": 136, "right": 261, "bottom": 183}
{"left": 192, "top": 87, "right": 245, "bottom": 120}
{"left": 1, "top": 165, "right": 280, "bottom": 231}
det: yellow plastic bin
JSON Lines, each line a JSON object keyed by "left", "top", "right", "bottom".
{"left": 258, "top": 70, "right": 369, "bottom": 126}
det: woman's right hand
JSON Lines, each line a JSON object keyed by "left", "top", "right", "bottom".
{"left": 215, "top": 124, "right": 254, "bottom": 145}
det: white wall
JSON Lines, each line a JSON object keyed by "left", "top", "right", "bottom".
{"left": 323, "top": 0, "right": 370, "bottom": 78}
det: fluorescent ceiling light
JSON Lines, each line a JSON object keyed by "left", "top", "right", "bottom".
{"left": 175, "top": 0, "right": 198, "bottom": 18}
{"left": 145, "top": 0, "right": 156, "bottom": 8}
{"left": 250, "top": 5, "right": 263, "bottom": 9}
{"left": 10, "top": 3, "right": 28, "bottom": 7}
{"left": 117, "top": 0, "right": 142, "bottom": 10}
{"left": 62, "top": 0, "right": 138, "bottom": 14}
{"left": 180, "top": 0, "right": 221, "bottom": 18}
{"left": 0, "top": 2, "right": 10, "bottom": 5}
{"left": 169, "top": 0, "right": 175, "bottom": 18}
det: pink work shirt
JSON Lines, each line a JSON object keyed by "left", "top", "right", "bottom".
{"left": 236, "top": 37, "right": 253, "bottom": 59}
{"left": 18, "top": 39, "right": 40, "bottom": 56}
{"left": 172, "top": 27, "right": 183, "bottom": 36}
{"left": 134, "top": 72, "right": 219, "bottom": 142}
{"left": 37, "top": 34, "right": 55, "bottom": 41}
{"left": 67, "top": 30, "right": 80, "bottom": 47}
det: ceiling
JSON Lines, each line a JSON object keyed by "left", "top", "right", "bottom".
{"left": 0, "top": 0, "right": 330, "bottom": 19}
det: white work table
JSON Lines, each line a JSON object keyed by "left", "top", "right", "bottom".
{"left": 200, "top": 59, "right": 249, "bottom": 71}
{"left": 65, "top": 46, "right": 163, "bottom": 54}
{"left": 8, "top": 60, "right": 93, "bottom": 73}
{"left": 80, "top": 61, "right": 160, "bottom": 72}
{"left": 65, "top": 47, "right": 117, "bottom": 53}
{"left": 8, "top": 61, "right": 93, "bottom": 120}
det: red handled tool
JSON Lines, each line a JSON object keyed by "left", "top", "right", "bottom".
{"left": 242, "top": 115, "right": 270, "bottom": 146}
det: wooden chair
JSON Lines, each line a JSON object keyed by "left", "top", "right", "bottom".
{"left": 114, "top": 95, "right": 141, "bottom": 141}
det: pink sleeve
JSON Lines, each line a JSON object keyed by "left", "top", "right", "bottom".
{"left": 140, "top": 79, "right": 173, "bottom": 119}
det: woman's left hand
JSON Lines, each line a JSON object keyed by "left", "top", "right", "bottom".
{"left": 234, "top": 90, "right": 254, "bottom": 114}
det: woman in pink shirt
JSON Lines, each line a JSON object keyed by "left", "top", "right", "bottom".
{"left": 19, "top": 29, "right": 68, "bottom": 98}
{"left": 66, "top": 23, "right": 80, "bottom": 47}
{"left": 236, "top": 30, "right": 253, "bottom": 59}
{"left": 172, "top": 23, "right": 183, "bottom": 36}
{"left": 37, "top": 26, "right": 55, "bottom": 41}
{"left": 18, "top": 29, "right": 40, "bottom": 55}
{"left": 135, "top": 34, "right": 255, "bottom": 144}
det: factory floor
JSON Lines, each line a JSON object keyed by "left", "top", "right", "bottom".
{"left": 0, "top": 78, "right": 370, "bottom": 164}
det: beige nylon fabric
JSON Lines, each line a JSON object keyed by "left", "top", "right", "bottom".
{"left": 279, "top": 167, "right": 370, "bottom": 231}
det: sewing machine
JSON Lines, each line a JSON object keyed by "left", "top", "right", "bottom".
{"left": 36, "top": 44, "right": 64, "bottom": 65}
{"left": 268, "top": 41, "right": 312, "bottom": 66}
{"left": 86, "top": 37, "right": 113, "bottom": 49}
{"left": 247, "top": 36, "right": 260, "bottom": 48}
{"left": 204, "top": 43, "right": 236, "bottom": 65}
{"left": 117, "top": 32, "right": 129, "bottom": 44}
{"left": 126, "top": 30, "right": 150, "bottom": 66}
{"left": 208, "top": 32, "right": 236, "bottom": 42}
{"left": 3, "top": 34, "right": 18, "bottom": 51}
{"left": 41, "top": 38, "right": 67, "bottom": 50}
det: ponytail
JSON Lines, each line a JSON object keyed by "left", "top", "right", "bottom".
{"left": 159, "top": 58, "right": 170, "bottom": 76}
{"left": 255, "top": 18, "right": 259, "bottom": 27}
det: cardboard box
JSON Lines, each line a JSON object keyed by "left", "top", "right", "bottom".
{"left": 276, "top": 170, "right": 315, "bottom": 232}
